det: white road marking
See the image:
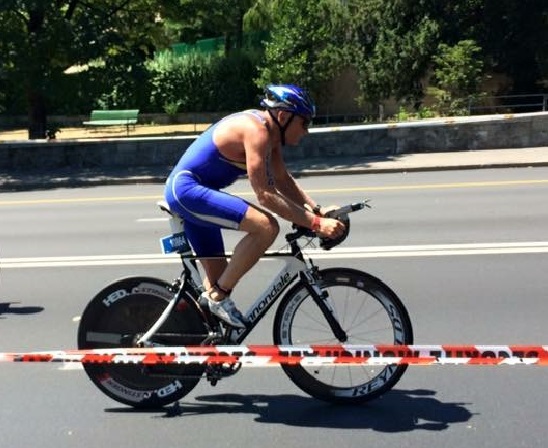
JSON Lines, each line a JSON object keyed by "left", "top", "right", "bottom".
{"left": 1, "top": 242, "right": 547, "bottom": 268}
{"left": 59, "top": 363, "right": 84, "bottom": 371}
{"left": 136, "top": 218, "right": 168, "bottom": 223}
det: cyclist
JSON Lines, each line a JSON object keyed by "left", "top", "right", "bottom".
{"left": 164, "top": 84, "right": 345, "bottom": 328}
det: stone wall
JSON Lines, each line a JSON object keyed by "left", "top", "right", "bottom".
{"left": 1, "top": 112, "right": 547, "bottom": 170}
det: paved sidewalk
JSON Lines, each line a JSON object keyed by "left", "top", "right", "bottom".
{"left": 291, "top": 146, "right": 548, "bottom": 175}
{"left": 1, "top": 146, "right": 548, "bottom": 192}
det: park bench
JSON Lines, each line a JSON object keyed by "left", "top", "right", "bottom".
{"left": 83, "top": 109, "right": 139, "bottom": 135}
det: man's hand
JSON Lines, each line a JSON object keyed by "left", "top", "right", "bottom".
{"left": 304, "top": 204, "right": 345, "bottom": 239}
{"left": 316, "top": 216, "right": 346, "bottom": 239}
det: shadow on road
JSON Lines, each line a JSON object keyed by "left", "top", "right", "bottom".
{"left": 106, "top": 388, "right": 473, "bottom": 432}
{"left": 0, "top": 166, "right": 169, "bottom": 192}
{"left": 0, "top": 301, "right": 44, "bottom": 319}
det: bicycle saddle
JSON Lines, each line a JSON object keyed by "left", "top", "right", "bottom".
{"left": 157, "top": 200, "right": 174, "bottom": 216}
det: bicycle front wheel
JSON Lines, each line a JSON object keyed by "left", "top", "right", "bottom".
{"left": 273, "top": 268, "right": 413, "bottom": 404}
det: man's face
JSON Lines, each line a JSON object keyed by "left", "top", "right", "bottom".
{"left": 280, "top": 112, "right": 311, "bottom": 146}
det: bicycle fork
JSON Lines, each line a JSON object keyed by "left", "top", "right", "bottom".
{"left": 302, "top": 267, "right": 348, "bottom": 343}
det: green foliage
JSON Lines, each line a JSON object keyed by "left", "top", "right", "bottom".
{"left": 159, "top": 0, "right": 255, "bottom": 55}
{"left": 433, "top": 41, "right": 484, "bottom": 94}
{"left": 255, "top": 0, "right": 351, "bottom": 102}
{"left": 163, "top": 100, "right": 182, "bottom": 116}
{"left": 147, "top": 50, "right": 260, "bottom": 112}
{"left": 211, "top": 51, "right": 262, "bottom": 110}
{"left": 396, "top": 106, "right": 410, "bottom": 122}
{"left": 431, "top": 40, "right": 484, "bottom": 115}
{"left": 349, "top": 0, "right": 548, "bottom": 110}
{"left": 1, "top": 0, "right": 547, "bottom": 133}
{"left": 417, "top": 106, "right": 436, "bottom": 119}
{"left": 96, "top": 59, "right": 152, "bottom": 111}
{"left": 244, "top": 0, "right": 282, "bottom": 31}
{"left": 148, "top": 51, "right": 215, "bottom": 111}
{"left": 349, "top": 0, "right": 440, "bottom": 105}
{"left": 393, "top": 104, "right": 436, "bottom": 121}
{"left": 468, "top": 0, "right": 548, "bottom": 93}
{"left": 0, "top": 0, "right": 166, "bottom": 136}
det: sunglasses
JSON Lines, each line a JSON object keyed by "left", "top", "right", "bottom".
{"left": 300, "top": 115, "right": 312, "bottom": 129}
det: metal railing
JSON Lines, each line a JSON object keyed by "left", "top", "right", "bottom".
{"left": 2, "top": 94, "right": 547, "bottom": 133}
{"left": 468, "top": 93, "right": 548, "bottom": 114}
{"left": 314, "top": 94, "right": 548, "bottom": 126}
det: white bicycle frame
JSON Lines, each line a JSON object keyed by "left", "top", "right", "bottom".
{"left": 137, "top": 206, "right": 327, "bottom": 346}
{"left": 137, "top": 199, "right": 368, "bottom": 347}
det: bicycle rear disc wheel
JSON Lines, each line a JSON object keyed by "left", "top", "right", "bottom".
{"left": 273, "top": 268, "right": 413, "bottom": 404}
{"left": 78, "top": 276, "right": 207, "bottom": 408}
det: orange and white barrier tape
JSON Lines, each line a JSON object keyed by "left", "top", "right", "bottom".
{"left": 1, "top": 344, "right": 548, "bottom": 366}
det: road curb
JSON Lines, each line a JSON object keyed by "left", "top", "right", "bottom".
{"left": 2, "top": 159, "right": 548, "bottom": 192}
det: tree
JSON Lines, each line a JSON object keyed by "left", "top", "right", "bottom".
{"left": 255, "top": 0, "right": 351, "bottom": 105}
{"left": 475, "top": 0, "right": 548, "bottom": 93}
{"left": 0, "top": 0, "right": 164, "bottom": 139}
{"left": 348, "top": 0, "right": 440, "bottom": 106}
{"left": 423, "top": 0, "right": 548, "bottom": 94}
{"left": 243, "top": 0, "right": 281, "bottom": 31}
{"left": 431, "top": 40, "right": 484, "bottom": 115}
{"left": 348, "top": 0, "right": 548, "bottom": 112}
{"left": 159, "top": 0, "right": 255, "bottom": 55}
{"left": 2, "top": 0, "right": 546, "bottom": 133}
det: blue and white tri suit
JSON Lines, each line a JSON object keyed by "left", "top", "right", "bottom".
{"left": 164, "top": 110, "right": 266, "bottom": 256}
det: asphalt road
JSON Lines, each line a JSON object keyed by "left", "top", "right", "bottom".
{"left": 1, "top": 167, "right": 547, "bottom": 448}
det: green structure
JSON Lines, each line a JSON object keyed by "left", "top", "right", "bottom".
{"left": 169, "top": 31, "right": 269, "bottom": 57}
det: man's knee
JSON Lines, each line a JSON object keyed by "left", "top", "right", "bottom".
{"left": 241, "top": 208, "right": 279, "bottom": 239}
{"left": 263, "top": 214, "right": 280, "bottom": 240}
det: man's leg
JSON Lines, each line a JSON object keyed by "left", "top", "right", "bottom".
{"left": 199, "top": 258, "right": 227, "bottom": 292}
{"left": 167, "top": 176, "right": 278, "bottom": 326}
{"left": 202, "top": 205, "right": 279, "bottom": 298}
{"left": 197, "top": 206, "right": 278, "bottom": 328}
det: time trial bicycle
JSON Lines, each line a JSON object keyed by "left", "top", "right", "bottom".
{"left": 77, "top": 200, "right": 413, "bottom": 408}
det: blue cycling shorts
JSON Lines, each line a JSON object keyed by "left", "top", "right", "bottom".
{"left": 164, "top": 171, "right": 249, "bottom": 256}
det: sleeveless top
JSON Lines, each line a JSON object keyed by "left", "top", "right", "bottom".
{"left": 169, "top": 110, "right": 267, "bottom": 190}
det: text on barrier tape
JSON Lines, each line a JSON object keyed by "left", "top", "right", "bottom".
{"left": 1, "top": 344, "right": 548, "bottom": 366}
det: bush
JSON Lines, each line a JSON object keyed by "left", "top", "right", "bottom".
{"left": 431, "top": 40, "right": 484, "bottom": 116}
{"left": 0, "top": 50, "right": 261, "bottom": 117}
{"left": 147, "top": 50, "right": 260, "bottom": 113}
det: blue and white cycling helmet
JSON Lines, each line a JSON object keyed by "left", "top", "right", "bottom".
{"left": 260, "top": 84, "right": 315, "bottom": 145}
{"left": 260, "top": 84, "right": 316, "bottom": 119}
